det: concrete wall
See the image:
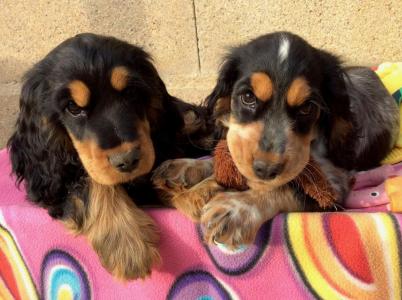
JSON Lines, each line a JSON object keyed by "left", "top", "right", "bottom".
{"left": 0, "top": 0, "right": 401, "bottom": 147}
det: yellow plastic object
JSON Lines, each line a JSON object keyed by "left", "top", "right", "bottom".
{"left": 375, "top": 63, "right": 402, "bottom": 164}
{"left": 385, "top": 176, "right": 402, "bottom": 212}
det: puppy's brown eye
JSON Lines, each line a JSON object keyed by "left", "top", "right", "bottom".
{"left": 298, "top": 102, "right": 315, "bottom": 116}
{"left": 240, "top": 92, "right": 256, "bottom": 107}
{"left": 66, "top": 101, "right": 85, "bottom": 116}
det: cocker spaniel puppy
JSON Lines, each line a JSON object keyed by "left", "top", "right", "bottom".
{"left": 8, "top": 33, "right": 214, "bottom": 279}
{"left": 153, "top": 31, "right": 400, "bottom": 249}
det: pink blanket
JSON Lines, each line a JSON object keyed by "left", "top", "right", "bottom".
{"left": 1, "top": 148, "right": 402, "bottom": 299}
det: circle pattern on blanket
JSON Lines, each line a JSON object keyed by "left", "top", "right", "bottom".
{"left": 285, "top": 213, "right": 402, "bottom": 299}
{"left": 197, "top": 220, "right": 272, "bottom": 275}
{"left": 167, "top": 270, "right": 234, "bottom": 300}
{"left": 41, "top": 249, "right": 91, "bottom": 300}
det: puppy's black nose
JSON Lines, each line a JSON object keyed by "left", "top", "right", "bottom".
{"left": 108, "top": 147, "right": 140, "bottom": 173}
{"left": 253, "top": 160, "right": 283, "bottom": 180}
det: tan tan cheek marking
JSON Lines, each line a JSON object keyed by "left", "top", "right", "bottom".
{"left": 111, "top": 66, "right": 130, "bottom": 91}
{"left": 69, "top": 80, "right": 90, "bottom": 107}
{"left": 250, "top": 72, "right": 273, "bottom": 102}
{"left": 331, "top": 117, "right": 353, "bottom": 144}
{"left": 213, "top": 97, "right": 231, "bottom": 117}
{"left": 287, "top": 77, "right": 311, "bottom": 107}
{"left": 227, "top": 119, "right": 264, "bottom": 178}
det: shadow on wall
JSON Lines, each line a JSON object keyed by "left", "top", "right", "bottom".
{"left": 0, "top": 57, "right": 25, "bottom": 148}
{"left": 0, "top": 93, "right": 19, "bottom": 148}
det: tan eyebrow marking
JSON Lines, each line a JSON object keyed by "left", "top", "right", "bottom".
{"left": 250, "top": 72, "right": 273, "bottom": 102}
{"left": 110, "top": 66, "right": 130, "bottom": 91}
{"left": 287, "top": 77, "right": 311, "bottom": 107}
{"left": 69, "top": 80, "right": 90, "bottom": 107}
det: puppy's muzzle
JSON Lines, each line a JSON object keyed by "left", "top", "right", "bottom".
{"left": 252, "top": 160, "right": 284, "bottom": 180}
{"left": 108, "top": 146, "right": 141, "bottom": 173}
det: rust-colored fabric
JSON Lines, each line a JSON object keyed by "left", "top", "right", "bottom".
{"left": 214, "top": 140, "right": 248, "bottom": 191}
{"left": 294, "top": 159, "right": 336, "bottom": 208}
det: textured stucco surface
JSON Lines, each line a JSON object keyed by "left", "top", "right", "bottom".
{"left": 0, "top": 0, "right": 401, "bottom": 147}
{"left": 195, "top": 1, "right": 402, "bottom": 73}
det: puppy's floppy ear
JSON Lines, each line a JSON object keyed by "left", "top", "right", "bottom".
{"left": 150, "top": 70, "right": 184, "bottom": 131}
{"left": 7, "top": 67, "right": 79, "bottom": 218}
{"left": 205, "top": 56, "right": 239, "bottom": 115}
{"left": 317, "top": 50, "right": 351, "bottom": 117}
{"left": 316, "top": 49, "right": 355, "bottom": 163}
{"left": 137, "top": 55, "right": 183, "bottom": 130}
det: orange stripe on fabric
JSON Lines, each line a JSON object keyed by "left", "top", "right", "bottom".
{"left": 0, "top": 280, "right": 15, "bottom": 300}
{"left": 302, "top": 214, "right": 352, "bottom": 298}
{"left": 287, "top": 214, "right": 343, "bottom": 299}
{"left": 0, "top": 226, "right": 38, "bottom": 300}
{"left": 327, "top": 214, "right": 373, "bottom": 283}
{"left": 0, "top": 249, "right": 21, "bottom": 300}
{"left": 354, "top": 214, "right": 390, "bottom": 299}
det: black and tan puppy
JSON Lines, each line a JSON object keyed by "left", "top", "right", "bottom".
{"left": 8, "top": 33, "right": 214, "bottom": 279}
{"left": 153, "top": 31, "right": 399, "bottom": 249}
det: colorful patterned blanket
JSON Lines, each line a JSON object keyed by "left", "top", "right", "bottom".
{"left": 1, "top": 155, "right": 402, "bottom": 300}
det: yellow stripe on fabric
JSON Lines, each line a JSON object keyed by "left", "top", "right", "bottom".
{"left": 382, "top": 148, "right": 402, "bottom": 165}
{"left": 385, "top": 177, "right": 402, "bottom": 212}
{"left": 305, "top": 214, "right": 373, "bottom": 298}
{"left": 376, "top": 62, "right": 402, "bottom": 164}
{"left": 0, "top": 278, "right": 15, "bottom": 300}
{"left": 375, "top": 63, "right": 402, "bottom": 95}
{"left": 287, "top": 213, "right": 402, "bottom": 299}
{"left": 352, "top": 213, "right": 394, "bottom": 299}
{"left": 0, "top": 226, "right": 38, "bottom": 300}
{"left": 375, "top": 214, "right": 401, "bottom": 299}
{"left": 287, "top": 213, "right": 345, "bottom": 299}
{"left": 354, "top": 214, "right": 389, "bottom": 299}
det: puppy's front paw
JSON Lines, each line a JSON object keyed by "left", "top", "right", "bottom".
{"left": 91, "top": 211, "right": 160, "bottom": 280}
{"left": 201, "top": 192, "right": 263, "bottom": 250}
{"left": 152, "top": 158, "right": 213, "bottom": 195}
{"left": 171, "top": 177, "right": 223, "bottom": 221}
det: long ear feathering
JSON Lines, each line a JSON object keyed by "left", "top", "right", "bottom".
{"left": 136, "top": 53, "right": 184, "bottom": 132}
{"left": 7, "top": 67, "right": 81, "bottom": 218}
{"left": 204, "top": 55, "right": 239, "bottom": 114}
{"left": 316, "top": 49, "right": 351, "bottom": 118}
{"left": 315, "top": 49, "right": 356, "bottom": 165}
